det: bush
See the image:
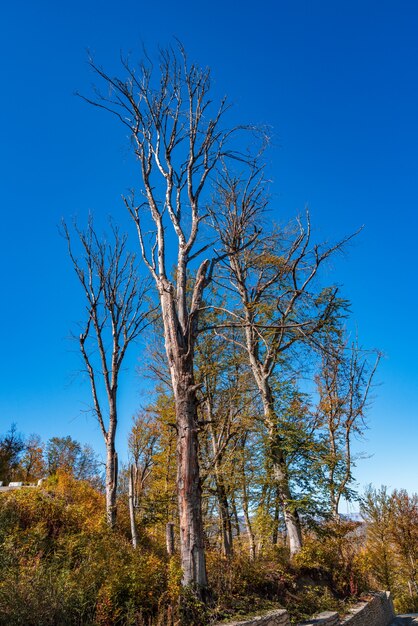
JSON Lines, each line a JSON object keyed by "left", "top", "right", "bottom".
{"left": 293, "top": 521, "right": 367, "bottom": 598}
{"left": 0, "top": 475, "right": 168, "bottom": 626}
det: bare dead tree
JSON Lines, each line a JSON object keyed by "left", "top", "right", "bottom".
{"left": 81, "top": 44, "right": 262, "bottom": 592}
{"left": 63, "top": 217, "right": 151, "bottom": 528}
{"left": 315, "top": 332, "right": 381, "bottom": 518}
{"left": 128, "top": 464, "right": 139, "bottom": 548}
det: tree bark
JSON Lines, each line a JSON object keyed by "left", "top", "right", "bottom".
{"left": 174, "top": 375, "right": 207, "bottom": 590}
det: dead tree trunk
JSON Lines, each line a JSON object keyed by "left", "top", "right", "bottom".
{"left": 174, "top": 373, "right": 207, "bottom": 588}
{"left": 128, "top": 464, "right": 138, "bottom": 548}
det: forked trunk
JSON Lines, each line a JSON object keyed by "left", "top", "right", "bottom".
{"left": 244, "top": 320, "right": 303, "bottom": 556}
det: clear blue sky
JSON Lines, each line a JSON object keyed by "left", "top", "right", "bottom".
{"left": 0, "top": 0, "right": 417, "bottom": 499}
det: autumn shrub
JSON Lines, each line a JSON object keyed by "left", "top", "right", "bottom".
{"left": 205, "top": 547, "right": 293, "bottom": 622}
{"left": 284, "top": 585, "right": 342, "bottom": 623}
{"left": 293, "top": 520, "right": 367, "bottom": 598}
{"left": 4, "top": 476, "right": 415, "bottom": 625}
{"left": 0, "top": 475, "right": 169, "bottom": 626}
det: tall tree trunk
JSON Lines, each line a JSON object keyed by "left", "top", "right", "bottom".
{"left": 208, "top": 413, "right": 233, "bottom": 558}
{"left": 174, "top": 373, "right": 207, "bottom": 591}
{"left": 240, "top": 447, "right": 256, "bottom": 560}
{"left": 241, "top": 311, "right": 303, "bottom": 556}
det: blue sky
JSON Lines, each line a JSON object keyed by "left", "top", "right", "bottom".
{"left": 0, "top": 0, "right": 417, "bottom": 499}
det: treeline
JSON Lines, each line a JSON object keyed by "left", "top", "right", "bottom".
{"left": 0, "top": 426, "right": 102, "bottom": 486}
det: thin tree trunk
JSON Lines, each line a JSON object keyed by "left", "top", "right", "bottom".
{"left": 267, "top": 420, "right": 302, "bottom": 555}
{"left": 241, "top": 461, "right": 256, "bottom": 560}
{"left": 128, "top": 464, "right": 138, "bottom": 549}
{"left": 166, "top": 522, "right": 175, "bottom": 556}
{"left": 270, "top": 447, "right": 302, "bottom": 556}
{"left": 216, "top": 476, "right": 233, "bottom": 557}
{"left": 105, "top": 439, "right": 117, "bottom": 528}
{"left": 231, "top": 493, "right": 241, "bottom": 538}
{"left": 242, "top": 316, "right": 303, "bottom": 556}
{"left": 207, "top": 412, "right": 233, "bottom": 558}
{"left": 272, "top": 488, "right": 281, "bottom": 545}
{"left": 242, "top": 487, "right": 256, "bottom": 560}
